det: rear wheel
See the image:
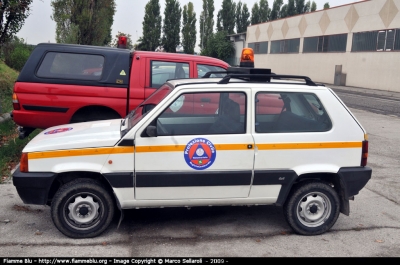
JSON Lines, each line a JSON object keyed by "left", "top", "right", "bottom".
{"left": 70, "top": 107, "right": 121, "bottom": 123}
{"left": 51, "top": 179, "right": 114, "bottom": 238}
{"left": 284, "top": 181, "right": 340, "bottom": 235}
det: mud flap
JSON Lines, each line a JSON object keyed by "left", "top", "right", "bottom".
{"left": 117, "top": 209, "right": 124, "bottom": 229}
{"left": 340, "top": 197, "right": 350, "bottom": 216}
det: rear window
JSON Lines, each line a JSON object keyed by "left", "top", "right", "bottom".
{"left": 255, "top": 92, "right": 332, "bottom": 133}
{"left": 36, "top": 52, "right": 104, "bottom": 80}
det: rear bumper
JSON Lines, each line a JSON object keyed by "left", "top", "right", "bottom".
{"left": 338, "top": 167, "right": 372, "bottom": 199}
{"left": 12, "top": 109, "right": 70, "bottom": 129}
{"left": 13, "top": 167, "right": 57, "bottom": 205}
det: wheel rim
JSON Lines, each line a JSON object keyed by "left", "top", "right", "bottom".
{"left": 296, "top": 191, "right": 332, "bottom": 227}
{"left": 63, "top": 192, "right": 103, "bottom": 231}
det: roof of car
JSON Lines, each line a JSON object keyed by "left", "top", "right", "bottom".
{"left": 37, "top": 43, "right": 132, "bottom": 54}
{"left": 167, "top": 76, "right": 327, "bottom": 90}
{"left": 36, "top": 43, "right": 229, "bottom": 66}
{"left": 134, "top": 51, "right": 229, "bottom": 65}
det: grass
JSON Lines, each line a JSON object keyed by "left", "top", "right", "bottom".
{"left": 0, "top": 120, "right": 40, "bottom": 183}
{"left": 1, "top": 60, "right": 19, "bottom": 114}
{"left": 0, "top": 60, "right": 39, "bottom": 183}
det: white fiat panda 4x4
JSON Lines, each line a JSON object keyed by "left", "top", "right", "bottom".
{"left": 13, "top": 53, "right": 371, "bottom": 238}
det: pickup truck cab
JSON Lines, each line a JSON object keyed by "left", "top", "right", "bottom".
{"left": 13, "top": 66, "right": 372, "bottom": 238}
{"left": 11, "top": 43, "right": 228, "bottom": 138}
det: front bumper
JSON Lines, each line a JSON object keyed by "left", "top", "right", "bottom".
{"left": 13, "top": 167, "right": 57, "bottom": 205}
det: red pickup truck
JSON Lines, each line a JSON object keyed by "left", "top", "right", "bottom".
{"left": 12, "top": 43, "right": 228, "bottom": 138}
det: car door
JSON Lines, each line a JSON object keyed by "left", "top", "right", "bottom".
{"left": 144, "top": 60, "right": 191, "bottom": 99}
{"left": 134, "top": 88, "right": 255, "bottom": 200}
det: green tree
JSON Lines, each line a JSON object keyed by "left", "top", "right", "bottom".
{"left": 304, "top": 1, "right": 311, "bottom": 13}
{"left": 182, "top": 2, "right": 196, "bottom": 54}
{"left": 216, "top": 0, "right": 236, "bottom": 34}
{"left": 259, "top": 0, "right": 270, "bottom": 23}
{"left": 311, "top": 1, "right": 317, "bottom": 11}
{"left": 280, "top": 4, "right": 288, "bottom": 18}
{"left": 201, "top": 31, "right": 234, "bottom": 62}
{"left": 2, "top": 36, "right": 32, "bottom": 71}
{"left": 270, "top": 0, "right": 283, "bottom": 21}
{"left": 199, "top": 0, "right": 214, "bottom": 51}
{"left": 162, "top": 0, "right": 181, "bottom": 52}
{"left": 295, "top": 0, "right": 305, "bottom": 14}
{"left": 140, "top": 0, "right": 162, "bottom": 51}
{"left": 251, "top": 3, "right": 260, "bottom": 25}
{"left": 235, "top": 1, "right": 250, "bottom": 33}
{"left": 111, "top": 31, "right": 133, "bottom": 49}
{"left": 287, "top": 0, "right": 296, "bottom": 17}
{"left": 323, "top": 2, "right": 330, "bottom": 9}
{"left": 51, "top": 0, "right": 115, "bottom": 46}
{"left": 0, "top": 0, "right": 32, "bottom": 44}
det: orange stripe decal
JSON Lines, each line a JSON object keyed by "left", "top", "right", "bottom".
{"left": 257, "top": 142, "right": 362, "bottom": 150}
{"left": 28, "top": 146, "right": 134, "bottom": 159}
{"left": 27, "top": 142, "right": 361, "bottom": 159}
{"left": 135, "top": 143, "right": 252, "bottom": 153}
{"left": 135, "top": 145, "right": 185, "bottom": 153}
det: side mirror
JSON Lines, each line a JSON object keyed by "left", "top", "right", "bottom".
{"left": 146, "top": 125, "right": 157, "bottom": 137}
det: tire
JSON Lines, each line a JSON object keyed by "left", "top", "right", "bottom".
{"left": 284, "top": 181, "right": 340, "bottom": 235}
{"left": 51, "top": 179, "right": 114, "bottom": 238}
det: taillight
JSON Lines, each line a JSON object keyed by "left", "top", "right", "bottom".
{"left": 20, "top": 153, "right": 29, "bottom": 172}
{"left": 361, "top": 140, "right": 368, "bottom": 167}
{"left": 12, "top": 93, "right": 20, "bottom": 110}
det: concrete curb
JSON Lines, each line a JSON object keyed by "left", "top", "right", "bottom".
{"left": 0, "top": 113, "right": 11, "bottom": 124}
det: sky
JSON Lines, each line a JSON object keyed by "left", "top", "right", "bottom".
{"left": 18, "top": 0, "right": 362, "bottom": 52}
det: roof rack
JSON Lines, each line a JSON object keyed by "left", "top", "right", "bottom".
{"left": 203, "top": 70, "right": 317, "bottom": 87}
{"left": 218, "top": 74, "right": 317, "bottom": 86}
{"left": 202, "top": 71, "right": 227, "bottom": 78}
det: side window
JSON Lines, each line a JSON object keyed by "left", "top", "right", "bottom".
{"left": 151, "top": 61, "right": 189, "bottom": 88}
{"left": 148, "top": 92, "right": 246, "bottom": 136}
{"left": 255, "top": 92, "right": 332, "bottom": 133}
{"left": 37, "top": 52, "right": 104, "bottom": 80}
{"left": 197, "top": 64, "right": 226, "bottom": 78}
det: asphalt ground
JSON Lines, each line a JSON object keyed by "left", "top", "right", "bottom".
{"left": 0, "top": 106, "right": 399, "bottom": 257}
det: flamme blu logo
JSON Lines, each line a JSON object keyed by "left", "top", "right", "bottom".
{"left": 184, "top": 138, "right": 216, "bottom": 170}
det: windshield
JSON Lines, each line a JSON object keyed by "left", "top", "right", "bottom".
{"left": 120, "top": 85, "right": 173, "bottom": 136}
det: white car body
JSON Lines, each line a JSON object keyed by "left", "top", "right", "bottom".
{"left": 13, "top": 73, "right": 372, "bottom": 238}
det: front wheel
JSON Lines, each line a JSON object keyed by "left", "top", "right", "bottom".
{"left": 284, "top": 181, "right": 340, "bottom": 235}
{"left": 51, "top": 179, "right": 114, "bottom": 238}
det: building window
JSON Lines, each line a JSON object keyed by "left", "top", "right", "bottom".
{"left": 248, "top": 41, "right": 268, "bottom": 54}
{"left": 270, "top": 38, "right": 300, "bottom": 54}
{"left": 303, "top": 34, "right": 347, "bottom": 53}
{"left": 352, "top": 29, "right": 400, "bottom": 52}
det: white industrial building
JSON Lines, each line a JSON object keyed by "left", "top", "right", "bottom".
{"left": 231, "top": 0, "right": 400, "bottom": 92}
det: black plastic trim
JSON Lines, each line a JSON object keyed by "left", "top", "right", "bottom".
{"left": 253, "top": 170, "right": 298, "bottom": 206}
{"left": 118, "top": 139, "right": 134, "bottom": 146}
{"left": 23, "top": 105, "right": 69, "bottom": 113}
{"left": 12, "top": 167, "right": 57, "bottom": 205}
{"left": 103, "top": 172, "right": 133, "bottom": 188}
{"left": 136, "top": 171, "right": 252, "bottom": 187}
{"left": 338, "top": 167, "right": 372, "bottom": 199}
